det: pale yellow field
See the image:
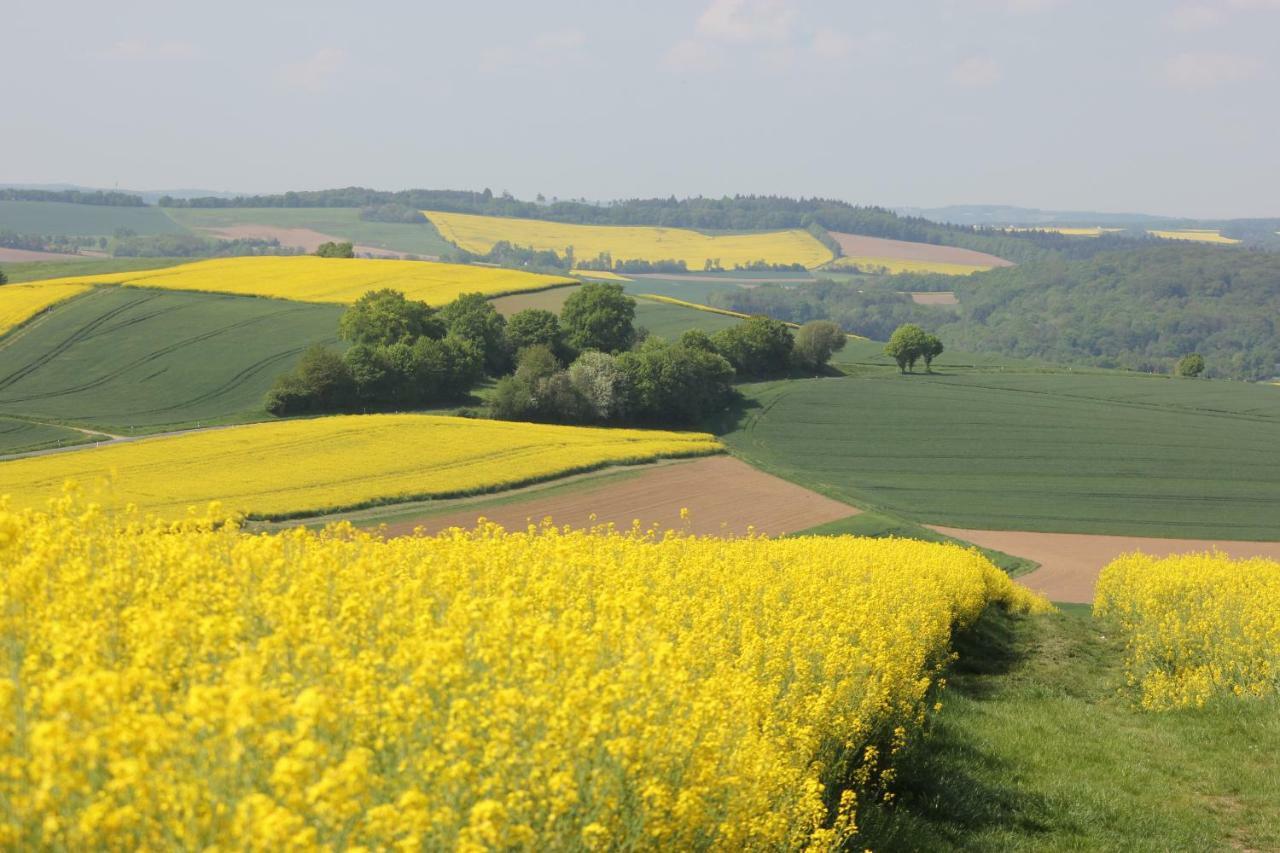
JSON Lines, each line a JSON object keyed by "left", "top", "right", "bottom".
{"left": 569, "top": 268, "right": 631, "bottom": 281}
{"left": 0, "top": 414, "right": 721, "bottom": 520}
{"left": 29, "top": 256, "right": 572, "bottom": 306}
{"left": 0, "top": 281, "right": 95, "bottom": 335}
{"left": 1003, "top": 226, "right": 1125, "bottom": 237}
{"left": 827, "top": 255, "right": 992, "bottom": 275}
{"left": 1147, "top": 229, "right": 1241, "bottom": 245}
{"left": 424, "top": 210, "right": 835, "bottom": 270}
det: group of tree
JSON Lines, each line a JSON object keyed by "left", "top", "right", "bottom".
{"left": 0, "top": 230, "right": 102, "bottom": 255}
{"left": 448, "top": 241, "right": 571, "bottom": 273}
{"left": 265, "top": 281, "right": 847, "bottom": 426}
{"left": 713, "top": 278, "right": 949, "bottom": 342}
{"left": 315, "top": 241, "right": 355, "bottom": 258}
{"left": 112, "top": 234, "right": 296, "bottom": 258}
{"left": 492, "top": 284, "right": 845, "bottom": 426}
{"left": 491, "top": 337, "right": 736, "bottom": 426}
{"left": 1177, "top": 353, "right": 1206, "bottom": 377}
{"left": 265, "top": 290, "right": 499, "bottom": 415}
{"left": 0, "top": 188, "right": 145, "bottom": 206}
{"left": 884, "top": 324, "right": 944, "bottom": 373}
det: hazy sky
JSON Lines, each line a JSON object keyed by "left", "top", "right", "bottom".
{"left": 5, "top": 0, "right": 1278, "bottom": 217}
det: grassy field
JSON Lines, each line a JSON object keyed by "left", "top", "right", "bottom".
{"left": 0, "top": 257, "right": 190, "bottom": 284}
{"left": 858, "top": 606, "right": 1280, "bottom": 851}
{"left": 618, "top": 276, "right": 748, "bottom": 305}
{"left": 164, "top": 207, "right": 454, "bottom": 256}
{"left": 0, "top": 416, "right": 93, "bottom": 455}
{"left": 0, "top": 414, "right": 721, "bottom": 520}
{"left": 0, "top": 200, "right": 188, "bottom": 236}
{"left": 424, "top": 210, "right": 835, "bottom": 269}
{"left": 723, "top": 369, "right": 1280, "bottom": 539}
{"left": 634, "top": 297, "right": 742, "bottom": 339}
{"left": 0, "top": 287, "right": 342, "bottom": 432}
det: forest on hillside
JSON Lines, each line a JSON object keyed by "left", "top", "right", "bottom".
{"left": 716, "top": 243, "right": 1280, "bottom": 380}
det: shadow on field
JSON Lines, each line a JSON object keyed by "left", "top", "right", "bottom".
{"left": 854, "top": 607, "right": 1052, "bottom": 851}
{"left": 703, "top": 395, "right": 761, "bottom": 436}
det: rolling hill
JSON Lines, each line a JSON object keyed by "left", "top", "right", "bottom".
{"left": 724, "top": 368, "right": 1280, "bottom": 540}
{"left": 0, "top": 287, "right": 343, "bottom": 432}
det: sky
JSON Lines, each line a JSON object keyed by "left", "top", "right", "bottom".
{"left": 4, "top": 0, "right": 1278, "bottom": 218}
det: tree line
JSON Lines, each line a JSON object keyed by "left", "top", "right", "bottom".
{"left": 0, "top": 189, "right": 146, "bottom": 206}
{"left": 265, "top": 283, "right": 847, "bottom": 426}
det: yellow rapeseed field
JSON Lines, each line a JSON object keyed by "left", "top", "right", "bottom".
{"left": 28, "top": 256, "right": 572, "bottom": 306}
{"left": 0, "top": 281, "right": 94, "bottom": 336}
{"left": 1095, "top": 552, "right": 1280, "bottom": 709}
{"left": 827, "top": 256, "right": 992, "bottom": 275}
{"left": 0, "top": 493, "right": 1047, "bottom": 849}
{"left": 1147, "top": 229, "right": 1241, "bottom": 245}
{"left": 0, "top": 414, "right": 721, "bottom": 520}
{"left": 424, "top": 211, "right": 835, "bottom": 270}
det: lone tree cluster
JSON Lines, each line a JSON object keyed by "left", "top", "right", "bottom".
{"left": 885, "top": 324, "right": 944, "bottom": 373}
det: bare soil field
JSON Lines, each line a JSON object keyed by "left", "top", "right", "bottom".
{"left": 0, "top": 247, "right": 85, "bottom": 262}
{"left": 831, "top": 233, "right": 1012, "bottom": 268}
{"left": 908, "top": 291, "right": 958, "bottom": 305}
{"left": 489, "top": 284, "right": 580, "bottom": 316}
{"left": 384, "top": 455, "right": 860, "bottom": 538}
{"left": 930, "top": 525, "right": 1280, "bottom": 603}
{"left": 197, "top": 225, "right": 413, "bottom": 259}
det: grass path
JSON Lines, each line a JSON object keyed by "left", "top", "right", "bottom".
{"left": 858, "top": 606, "right": 1279, "bottom": 850}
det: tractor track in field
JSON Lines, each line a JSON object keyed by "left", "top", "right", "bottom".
{"left": 0, "top": 297, "right": 318, "bottom": 407}
{"left": 0, "top": 291, "right": 161, "bottom": 391}
{"left": 0, "top": 302, "right": 317, "bottom": 405}
{"left": 137, "top": 337, "right": 339, "bottom": 415}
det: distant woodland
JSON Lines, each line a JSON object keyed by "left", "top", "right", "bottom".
{"left": 718, "top": 244, "right": 1280, "bottom": 380}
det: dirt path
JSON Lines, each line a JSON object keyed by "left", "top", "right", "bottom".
{"left": 0, "top": 420, "right": 239, "bottom": 462}
{"left": 384, "top": 455, "right": 860, "bottom": 538}
{"left": 930, "top": 525, "right": 1280, "bottom": 603}
{"left": 831, "top": 233, "right": 1012, "bottom": 268}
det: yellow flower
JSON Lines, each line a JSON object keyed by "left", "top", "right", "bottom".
{"left": 0, "top": 489, "right": 1046, "bottom": 849}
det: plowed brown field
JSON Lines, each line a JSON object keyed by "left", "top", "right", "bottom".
{"left": 831, "top": 233, "right": 1012, "bottom": 268}
{"left": 385, "top": 455, "right": 860, "bottom": 538}
{"left": 930, "top": 526, "right": 1280, "bottom": 603}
